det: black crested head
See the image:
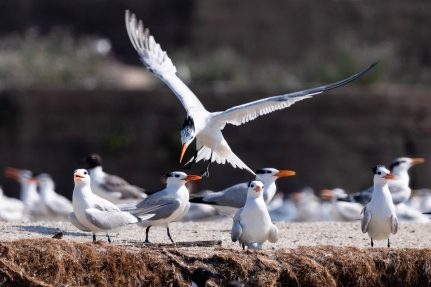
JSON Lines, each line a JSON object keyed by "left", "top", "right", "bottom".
{"left": 182, "top": 116, "right": 195, "bottom": 130}
{"left": 372, "top": 164, "right": 385, "bottom": 175}
{"left": 84, "top": 154, "right": 102, "bottom": 169}
{"left": 255, "top": 169, "right": 266, "bottom": 174}
{"left": 191, "top": 267, "right": 216, "bottom": 287}
{"left": 389, "top": 159, "right": 406, "bottom": 171}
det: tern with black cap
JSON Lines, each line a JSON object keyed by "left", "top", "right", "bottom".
{"left": 125, "top": 10, "right": 377, "bottom": 176}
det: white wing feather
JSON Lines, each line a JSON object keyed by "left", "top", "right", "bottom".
{"left": 212, "top": 63, "right": 377, "bottom": 128}
{"left": 125, "top": 10, "right": 207, "bottom": 117}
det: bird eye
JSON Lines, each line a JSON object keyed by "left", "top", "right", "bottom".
{"left": 175, "top": 174, "right": 180, "bottom": 178}
{"left": 251, "top": 184, "right": 255, "bottom": 187}
{"left": 84, "top": 171, "right": 88, "bottom": 175}
{"left": 377, "top": 172, "right": 381, "bottom": 175}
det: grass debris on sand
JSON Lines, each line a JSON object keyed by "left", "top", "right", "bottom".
{"left": 0, "top": 238, "right": 431, "bottom": 286}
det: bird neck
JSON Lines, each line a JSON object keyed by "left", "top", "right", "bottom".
{"left": 245, "top": 194, "right": 265, "bottom": 207}
{"left": 21, "top": 183, "right": 38, "bottom": 203}
{"left": 262, "top": 180, "right": 277, "bottom": 203}
{"left": 74, "top": 184, "right": 93, "bottom": 197}
{"left": 90, "top": 166, "right": 105, "bottom": 178}
{"left": 392, "top": 169, "right": 410, "bottom": 186}
{"left": 372, "top": 182, "right": 393, "bottom": 202}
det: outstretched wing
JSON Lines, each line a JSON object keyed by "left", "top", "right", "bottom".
{"left": 125, "top": 10, "right": 207, "bottom": 117}
{"left": 212, "top": 63, "right": 377, "bottom": 128}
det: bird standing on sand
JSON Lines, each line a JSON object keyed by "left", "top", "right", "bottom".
{"left": 4, "top": 167, "right": 47, "bottom": 219}
{"left": 121, "top": 171, "right": 202, "bottom": 243}
{"left": 82, "top": 154, "right": 147, "bottom": 202}
{"left": 341, "top": 157, "right": 425, "bottom": 205}
{"left": 361, "top": 165, "right": 398, "bottom": 247}
{"left": 125, "top": 10, "right": 377, "bottom": 176}
{"left": 0, "top": 186, "right": 25, "bottom": 221}
{"left": 190, "top": 168, "right": 295, "bottom": 215}
{"left": 37, "top": 173, "right": 73, "bottom": 219}
{"left": 69, "top": 169, "right": 166, "bottom": 243}
{"left": 231, "top": 181, "right": 279, "bottom": 249}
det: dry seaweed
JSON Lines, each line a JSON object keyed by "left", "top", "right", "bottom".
{"left": 0, "top": 239, "right": 431, "bottom": 286}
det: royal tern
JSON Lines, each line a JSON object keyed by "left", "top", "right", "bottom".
{"left": 320, "top": 188, "right": 363, "bottom": 221}
{"left": 4, "top": 167, "right": 47, "bottom": 219}
{"left": 0, "top": 186, "right": 25, "bottom": 221}
{"left": 361, "top": 165, "right": 398, "bottom": 247}
{"left": 69, "top": 169, "right": 166, "bottom": 243}
{"left": 189, "top": 168, "right": 295, "bottom": 215}
{"left": 82, "top": 154, "right": 147, "bottom": 202}
{"left": 37, "top": 173, "right": 73, "bottom": 219}
{"left": 125, "top": 10, "right": 377, "bottom": 176}
{"left": 231, "top": 181, "right": 279, "bottom": 249}
{"left": 341, "top": 157, "right": 425, "bottom": 205}
{"left": 121, "top": 171, "right": 202, "bottom": 243}
{"left": 191, "top": 267, "right": 216, "bottom": 287}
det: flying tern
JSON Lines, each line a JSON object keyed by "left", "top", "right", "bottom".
{"left": 82, "top": 154, "right": 147, "bottom": 202}
{"left": 361, "top": 165, "right": 398, "bottom": 248}
{"left": 190, "top": 168, "right": 295, "bottom": 215}
{"left": 231, "top": 180, "right": 279, "bottom": 249}
{"left": 69, "top": 169, "right": 167, "bottom": 243}
{"left": 121, "top": 171, "right": 202, "bottom": 243}
{"left": 125, "top": 10, "right": 377, "bottom": 175}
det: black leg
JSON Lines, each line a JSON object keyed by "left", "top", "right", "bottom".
{"left": 387, "top": 238, "right": 390, "bottom": 248}
{"left": 106, "top": 234, "right": 111, "bottom": 244}
{"left": 145, "top": 226, "right": 151, "bottom": 243}
{"left": 371, "top": 238, "right": 374, "bottom": 247}
{"left": 167, "top": 226, "right": 175, "bottom": 244}
{"left": 242, "top": 243, "right": 245, "bottom": 250}
{"left": 200, "top": 152, "right": 213, "bottom": 177}
{"left": 93, "top": 233, "right": 96, "bottom": 243}
{"left": 183, "top": 147, "right": 201, "bottom": 170}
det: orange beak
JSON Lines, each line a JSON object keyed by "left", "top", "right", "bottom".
{"left": 185, "top": 174, "right": 202, "bottom": 182}
{"left": 4, "top": 167, "right": 20, "bottom": 180}
{"left": 28, "top": 177, "right": 38, "bottom": 184}
{"left": 179, "top": 144, "right": 189, "bottom": 163}
{"left": 320, "top": 189, "right": 334, "bottom": 200}
{"left": 275, "top": 170, "right": 296, "bottom": 178}
{"left": 411, "top": 158, "right": 425, "bottom": 166}
{"left": 383, "top": 173, "right": 395, "bottom": 180}
{"left": 74, "top": 173, "right": 85, "bottom": 180}
{"left": 255, "top": 186, "right": 263, "bottom": 192}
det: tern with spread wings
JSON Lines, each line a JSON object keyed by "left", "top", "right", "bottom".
{"left": 126, "top": 10, "right": 376, "bottom": 175}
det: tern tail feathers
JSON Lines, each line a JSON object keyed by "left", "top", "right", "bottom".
{"left": 193, "top": 145, "right": 255, "bottom": 175}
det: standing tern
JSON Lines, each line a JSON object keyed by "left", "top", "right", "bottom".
{"left": 82, "top": 154, "right": 147, "bottom": 202}
{"left": 37, "top": 173, "right": 73, "bottom": 219}
{"left": 0, "top": 186, "right": 25, "bottom": 221}
{"left": 121, "top": 171, "right": 202, "bottom": 243}
{"left": 319, "top": 188, "right": 363, "bottom": 221}
{"left": 340, "top": 157, "right": 425, "bottom": 205}
{"left": 4, "top": 167, "right": 47, "bottom": 219}
{"left": 231, "top": 180, "right": 279, "bottom": 250}
{"left": 69, "top": 169, "right": 167, "bottom": 243}
{"left": 125, "top": 10, "right": 377, "bottom": 175}
{"left": 190, "top": 168, "right": 295, "bottom": 215}
{"left": 361, "top": 165, "right": 398, "bottom": 248}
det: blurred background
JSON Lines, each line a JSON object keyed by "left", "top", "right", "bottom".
{"left": 0, "top": 0, "right": 430, "bottom": 197}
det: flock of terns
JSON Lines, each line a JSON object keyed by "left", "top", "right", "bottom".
{"left": 1, "top": 11, "right": 429, "bottom": 262}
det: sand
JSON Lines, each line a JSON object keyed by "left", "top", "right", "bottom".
{"left": 0, "top": 219, "right": 428, "bottom": 249}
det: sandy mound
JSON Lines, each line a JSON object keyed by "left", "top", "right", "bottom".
{"left": 0, "top": 238, "right": 431, "bottom": 286}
